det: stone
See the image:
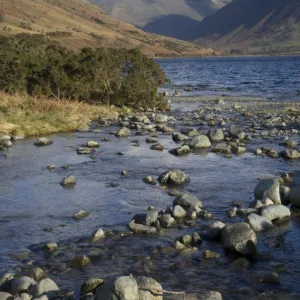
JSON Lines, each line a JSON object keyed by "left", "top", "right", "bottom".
{"left": 172, "top": 132, "right": 189, "bottom": 142}
{"left": 205, "top": 221, "right": 226, "bottom": 240}
{"left": 231, "top": 146, "right": 246, "bottom": 155}
{"left": 280, "top": 185, "right": 291, "bottom": 205}
{"left": 47, "top": 165, "right": 56, "bottom": 170}
{"left": 157, "top": 170, "right": 190, "bottom": 185}
{"left": 0, "top": 273, "right": 15, "bottom": 287}
{"left": 143, "top": 176, "right": 157, "bottom": 185}
{"left": 86, "top": 141, "right": 100, "bottom": 148}
{"left": 132, "top": 211, "right": 158, "bottom": 226}
{"left": 34, "top": 138, "right": 53, "bottom": 147}
{"left": 159, "top": 214, "right": 175, "bottom": 228}
{"left": 150, "top": 143, "right": 164, "bottom": 151}
{"left": 252, "top": 272, "right": 280, "bottom": 284}
{"left": 261, "top": 198, "right": 274, "bottom": 206}
{"left": 9, "top": 277, "right": 37, "bottom": 294}
{"left": 146, "top": 137, "right": 158, "bottom": 144}
{"left": 228, "top": 126, "right": 245, "bottom": 139}
{"left": 115, "top": 128, "right": 131, "bottom": 137}
{"left": 198, "top": 291, "right": 222, "bottom": 300}
{"left": 261, "top": 205, "right": 291, "bottom": 221}
{"left": 0, "top": 135, "right": 11, "bottom": 141}
{"left": 44, "top": 243, "right": 57, "bottom": 252}
{"left": 128, "top": 221, "right": 157, "bottom": 234}
{"left": 212, "top": 143, "right": 231, "bottom": 154}
{"left": 172, "top": 205, "right": 186, "bottom": 219}
{"left": 169, "top": 145, "right": 191, "bottom": 156}
{"left": 29, "top": 278, "right": 59, "bottom": 299}
{"left": 109, "top": 275, "right": 139, "bottom": 300}
{"left": 226, "top": 207, "right": 237, "bottom": 218}
{"left": 202, "top": 250, "right": 220, "bottom": 259}
{"left": 60, "top": 176, "right": 76, "bottom": 187}
{"left": 192, "top": 232, "right": 201, "bottom": 244}
{"left": 181, "top": 235, "right": 192, "bottom": 245}
{"left": 136, "top": 276, "right": 163, "bottom": 300}
{"left": 283, "top": 140, "right": 297, "bottom": 148}
{"left": 70, "top": 256, "right": 90, "bottom": 269}
{"left": 185, "top": 135, "right": 211, "bottom": 149}
{"left": 220, "top": 222, "right": 257, "bottom": 255}
{"left": 174, "top": 193, "right": 202, "bottom": 208}
{"left": 249, "top": 200, "right": 263, "bottom": 209}
{"left": 290, "top": 185, "right": 300, "bottom": 207}
{"left": 174, "top": 241, "right": 186, "bottom": 251}
{"left": 29, "top": 268, "right": 45, "bottom": 281}
{"left": 72, "top": 210, "right": 89, "bottom": 220}
{"left": 76, "top": 147, "right": 95, "bottom": 155}
{"left": 81, "top": 278, "right": 104, "bottom": 294}
{"left": 208, "top": 129, "right": 224, "bottom": 142}
{"left": 245, "top": 213, "right": 274, "bottom": 232}
{"left": 282, "top": 149, "right": 300, "bottom": 159}
{"left": 90, "top": 229, "right": 105, "bottom": 242}
{"left": 132, "top": 115, "right": 151, "bottom": 124}
{"left": 155, "top": 114, "right": 168, "bottom": 124}
{"left": 0, "top": 292, "right": 12, "bottom": 300}
{"left": 0, "top": 140, "right": 12, "bottom": 148}
{"left": 254, "top": 178, "right": 281, "bottom": 204}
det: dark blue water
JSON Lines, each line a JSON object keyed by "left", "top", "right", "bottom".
{"left": 157, "top": 56, "right": 300, "bottom": 100}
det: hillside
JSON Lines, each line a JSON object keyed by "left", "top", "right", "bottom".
{"left": 91, "top": 0, "right": 231, "bottom": 39}
{"left": 0, "top": 0, "right": 215, "bottom": 57}
{"left": 194, "top": 0, "right": 300, "bottom": 55}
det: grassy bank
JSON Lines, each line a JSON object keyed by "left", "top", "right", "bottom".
{"left": 0, "top": 93, "right": 118, "bottom": 137}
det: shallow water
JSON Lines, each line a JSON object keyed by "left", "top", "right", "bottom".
{"left": 1, "top": 100, "right": 300, "bottom": 299}
{"left": 157, "top": 56, "right": 300, "bottom": 101}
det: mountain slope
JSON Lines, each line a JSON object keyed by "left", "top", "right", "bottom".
{"left": 0, "top": 0, "right": 215, "bottom": 57}
{"left": 90, "top": 0, "right": 231, "bottom": 38}
{"left": 194, "top": 0, "right": 300, "bottom": 54}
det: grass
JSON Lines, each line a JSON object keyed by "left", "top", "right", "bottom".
{"left": 0, "top": 93, "right": 118, "bottom": 137}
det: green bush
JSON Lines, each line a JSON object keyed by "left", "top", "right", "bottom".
{"left": 0, "top": 34, "right": 166, "bottom": 108}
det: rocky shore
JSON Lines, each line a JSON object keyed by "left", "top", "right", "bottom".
{"left": 1, "top": 96, "right": 300, "bottom": 299}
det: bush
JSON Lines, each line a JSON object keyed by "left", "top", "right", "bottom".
{"left": 0, "top": 34, "right": 166, "bottom": 108}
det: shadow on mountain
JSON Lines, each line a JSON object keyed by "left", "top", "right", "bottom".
{"left": 143, "top": 14, "right": 200, "bottom": 40}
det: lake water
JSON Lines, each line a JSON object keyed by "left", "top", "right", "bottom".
{"left": 1, "top": 57, "right": 300, "bottom": 299}
{"left": 158, "top": 56, "right": 300, "bottom": 100}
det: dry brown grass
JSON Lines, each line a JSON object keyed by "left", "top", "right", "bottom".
{"left": 0, "top": 92, "right": 118, "bottom": 137}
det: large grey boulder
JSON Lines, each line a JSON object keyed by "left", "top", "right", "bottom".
{"left": 158, "top": 170, "right": 190, "bottom": 185}
{"left": 290, "top": 185, "right": 300, "bottom": 207}
{"left": 60, "top": 176, "right": 76, "bottom": 187}
{"left": 9, "top": 277, "right": 37, "bottom": 294}
{"left": 221, "top": 222, "right": 257, "bottom": 255}
{"left": 172, "top": 205, "right": 186, "bottom": 219}
{"left": 245, "top": 213, "right": 274, "bottom": 232}
{"left": 254, "top": 179, "right": 281, "bottom": 204}
{"left": 185, "top": 135, "right": 211, "bottom": 149}
{"left": 208, "top": 129, "right": 224, "bottom": 142}
{"left": 173, "top": 193, "right": 202, "bottom": 208}
{"left": 260, "top": 205, "right": 291, "bottom": 221}
{"left": 136, "top": 277, "right": 163, "bottom": 300}
{"left": 109, "top": 276, "right": 139, "bottom": 300}
{"left": 29, "top": 278, "right": 59, "bottom": 300}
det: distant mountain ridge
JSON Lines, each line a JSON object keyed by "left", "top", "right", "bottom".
{"left": 194, "top": 0, "right": 300, "bottom": 54}
{"left": 0, "top": 0, "right": 216, "bottom": 57}
{"left": 90, "top": 0, "right": 231, "bottom": 39}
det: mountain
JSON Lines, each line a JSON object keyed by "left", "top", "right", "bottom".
{"left": 90, "top": 0, "right": 231, "bottom": 39}
{"left": 194, "top": 0, "right": 300, "bottom": 55}
{"left": 0, "top": 0, "right": 215, "bottom": 57}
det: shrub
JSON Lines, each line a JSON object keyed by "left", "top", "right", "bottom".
{"left": 0, "top": 34, "right": 166, "bottom": 108}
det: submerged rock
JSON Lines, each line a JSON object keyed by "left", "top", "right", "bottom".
{"left": 76, "top": 147, "right": 95, "bottom": 155}
{"left": 60, "top": 176, "right": 76, "bottom": 187}
{"left": 221, "top": 222, "right": 257, "bottom": 255}
{"left": 70, "top": 255, "right": 90, "bottom": 269}
{"left": 157, "top": 170, "right": 190, "bottom": 185}
{"left": 72, "top": 210, "right": 90, "bottom": 220}
{"left": 34, "top": 138, "right": 53, "bottom": 147}
{"left": 254, "top": 178, "right": 281, "bottom": 204}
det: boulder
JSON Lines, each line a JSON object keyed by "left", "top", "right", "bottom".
{"left": 60, "top": 176, "right": 76, "bottom": 187}
{"left": 128, "top": 221, "right": 157, "bottom": 234}
{"left": 172, "top": 132, "right": 189, "bottom": 142}
{"left": 198, "top": 291, "right": 222, "bottom": 300}
{"left": 172, "top": 205, "right": 186, "bottom": 219}
{"left": 90, "top": 229, "right": 105, "bottom": 242}
{"left": 145, "top": 137, "right": 158, "bottom": 144}
{"left": 173, "top": 193, "right": 202, "bottom": 208}
{"left": 44, "top": 243, "right": 57, "bottom": 252}
{"left": 9, "top": 277, "right": 37, "bottom": 294}
{"left": 72, "top": 209, "right": 89, "bottom": 220}
{"left": 220, "top": 222, "right": 257, "bottom": 255}
{"left": 205, "top": 221, "right": 225, "bottom": 240}
{"left": 202, "top": 250, "right": 220, "bottom": 259}
{"left": 159, "top": 214, "right": 175, "bottom": 228}
{"left": 132, "top": 115, "right": 151, "bottom": 124}
{"left": 115, "top": 128, "right": 131, "bottom": 137}
{"left": 254, "top": 179, "right": 281, "bottom": 204}
{"left": 226, "top": 207, "right": 237, "bottom": 218}
{"left": 76, "top": 147, "right": 95, "bottom": 155}
{"left": 169, "top": 145, "right": 191, "bottom": 156}
{"left": 86, "top": 141, "right": 100, "bottom": 148}
{"left": 150, "top": 143, "right": 164, "bottom": 151}
{"left": 208, "top": 129, "right": 224, "bottom": 142}
{"left": 280, "top": 185, "right": 291, "bottom": 205}
{"left": 70, "top": 256, "right": 90, "bottom": 269}
{"left": 14, "top": 294, "right": 31, "bottom": 300}
{"left": 212, "top": 143, "right": 231, "bottom": 154}
{"left": 185, "top": 135, "right": 211, "bottom": 149}
{"left": 157, "top": 170, "right": 190, "bottom": 185}
{"left": 132, "top": 211, "right": 158, "bottom": 227}
{"left": 155, "top": 115, "right": 168, "bottom": 124}
{"left": 34, "top": 138, "right": 53, "bottom": 147}
{"left": 282, "top": 149, "right": 300, "bottom": 159}
{"left": 228, "top": 126, "right": 245, "bottom": 139}
{"left": 0, "top": 135, "right": 11, "bottom": 141}
{"left": 29, "top": 268, "right": 45, "bottom": 281}
{"left": 245, "top": 213, "right": 274, "bottom": 232}
{"left": 136, "top": 277, "right": 163, "bottom": 300}
{"left": 28, "top": 278, "right": 59, "bottom": 299}
{"left": 290, "top": 185, "right": 300, "bottom": 207}
{"left": 231, "top": 146, "right": 246, "bottom": 155}
{"left": 109, "top": 276, "right": 139, "bottom": 300}
{"left": 260, "top": 205, "right": 291, "bottom": 221}
{"left": 81, "top": 278, "right": 104, "bottom": 294}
